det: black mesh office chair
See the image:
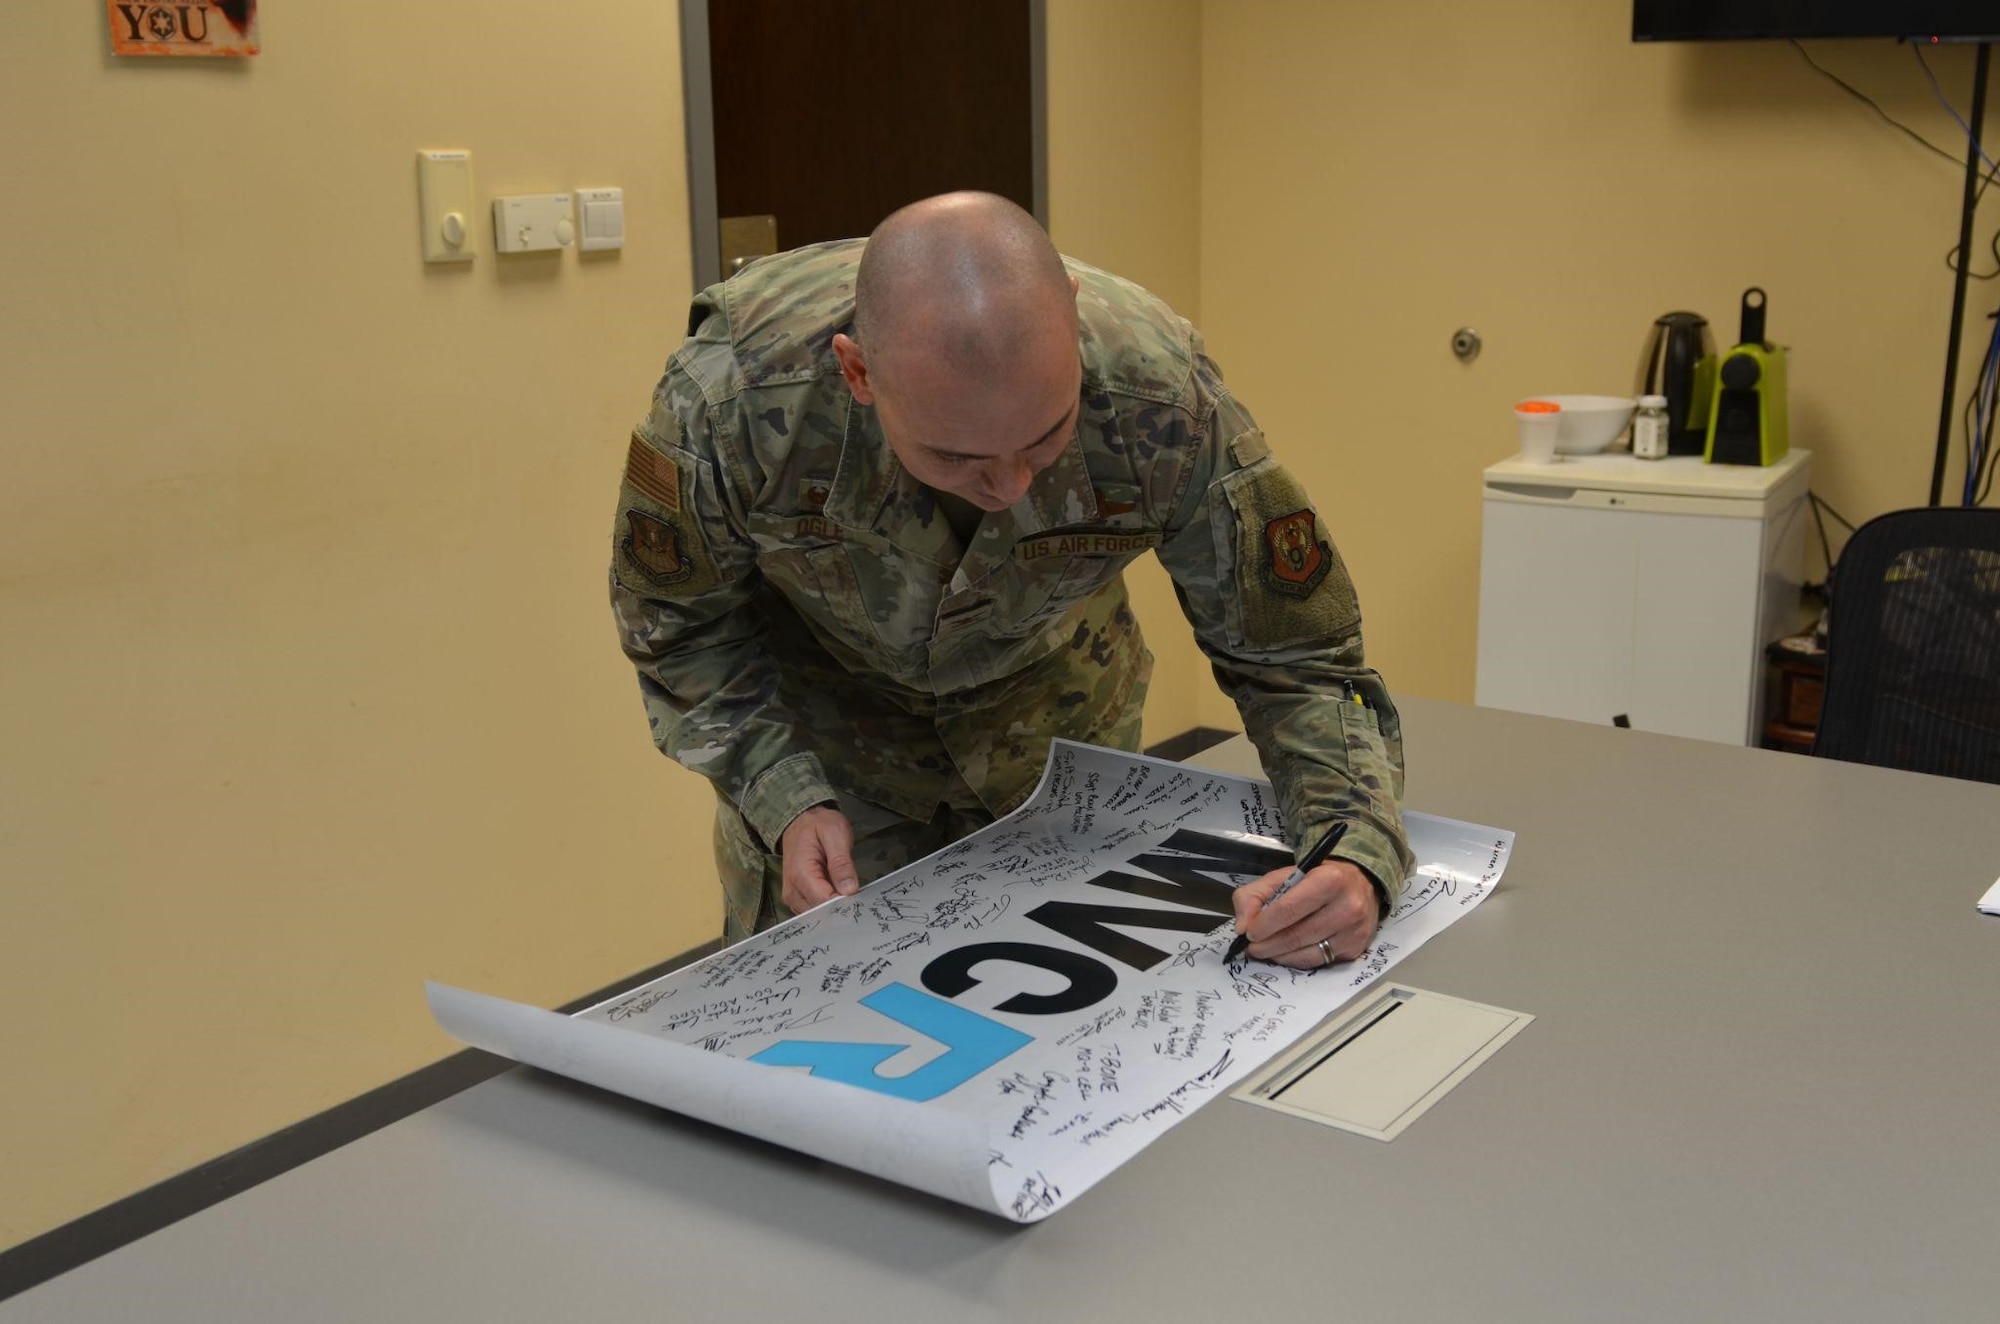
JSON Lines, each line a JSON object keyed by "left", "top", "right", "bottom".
{"left": 1813, "top": 507, "right": 2000, "bottom": 783}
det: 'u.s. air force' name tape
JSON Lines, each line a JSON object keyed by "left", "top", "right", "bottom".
{"left": 1015, "top": 531, "right": 1160, "bottom": 562}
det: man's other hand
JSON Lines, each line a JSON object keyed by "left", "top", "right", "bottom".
{"left": 780, "top": 805, "right": 861, "bottom": 913}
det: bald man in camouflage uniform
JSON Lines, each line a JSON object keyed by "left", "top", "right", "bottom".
{"left": 611, "top": 193, "right": 1411, "bottom": 968}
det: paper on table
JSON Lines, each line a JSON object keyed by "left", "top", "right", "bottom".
{"left": 1981, "top": 876, "right": 2000, "bottom": 915}
{"left": 428, "top": 740, "right": 1514, "bottom": 1221}
{"left": 425, "top": 984, "right": 996, "bottom": 1210}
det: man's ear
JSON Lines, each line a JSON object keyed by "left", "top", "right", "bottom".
{"left": 831, "top": 333, "right": 876, "bottom": 405}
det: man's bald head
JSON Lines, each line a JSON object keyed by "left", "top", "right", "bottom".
{"left": 832, "top": 194, "right": 1083, "bottom": 511}
{"left": 852, "top": 192, "right": 1077, "bottom": 390}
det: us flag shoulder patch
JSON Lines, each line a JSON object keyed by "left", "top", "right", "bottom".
{"left": 624, "top": 432, "right": 681, "bottom": 512}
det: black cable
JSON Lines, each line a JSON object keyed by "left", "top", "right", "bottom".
{"left": 1919, "top": 42, "right": 2000, "bottom": 279}
{"left": 1964, "top": 312, "right": 1987, "bottom": 502}
{"left": 1818, "top": 494, "right": 1858, "bottom": 533}
{"left": 1807, "top": 489, "right": 1835, "bottom": 577}
{"left": 1945, "top": 177, "right": 2000, "bottom": 279}
{"left": 1790, "top": 39, "right": 1965, "bottom": 166}
{"left": 1926, "top": 76, "right": 1997, "bottom": 281}
{"left": 1970, "top": 321, "right": 1995, "bottom": 502}
{"left": 1789, "top": 40, "right": 2000, "bottom": 279}
{"left": 1810, "top": 491, "right": 1859, "bottom": 534}
{"left": 1915, "top": 42, "right": 1999, "bottom": 171}
{"left": 1792, "top": 40, "right": 1999, "bottom": 503}
{"left": 1928, "top": 41, "right": 1993, "bottom": 505}
{"left": 1959, "top": 222, "right": 2000, "bottom": 281}
{"left": 1968, "top": 368, "right": 1986, "bottom": 500}
{"left": 1806, "top": 492, "right": 1855, "bottom": 600}
{"left": 1974, "top": 313, "right": 2000, "bottom": 505}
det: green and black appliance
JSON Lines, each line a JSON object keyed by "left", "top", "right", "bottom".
{"left": 1705, "top": 287, "right": 1789, "bottom": 467}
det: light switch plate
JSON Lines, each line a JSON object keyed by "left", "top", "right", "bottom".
{"left": 416, "top": 150, "right": 474, "bottom": 263}
{"left": 492, "top": 193, "right": 575, "bottom": 254}
{"left": 576, "top": 186, "right": 624, "bottom": 252}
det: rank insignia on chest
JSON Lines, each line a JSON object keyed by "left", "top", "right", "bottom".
{"left": 1093, "top": 487, "right": 1137, "bottom": 518}
{"left": 800, "top": 479, "right": 831, "bottom": 513}
{"left": 623, "top": 508, "right": 694, "bottom": 585}
{"left": 1264, "top": 509, "right": 1330, "bottom": 598}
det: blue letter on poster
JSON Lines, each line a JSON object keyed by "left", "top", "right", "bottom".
{"left": 749, "top": 981, "right": 1031, "bottom": 1102}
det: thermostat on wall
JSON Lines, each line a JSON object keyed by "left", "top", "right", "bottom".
{"left": 492, "top": 193, "right": 574, "bottom": 254}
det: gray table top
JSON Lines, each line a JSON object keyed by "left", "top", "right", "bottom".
{"left": 10, "top": 697, "right": 1999, "bottom": 1322}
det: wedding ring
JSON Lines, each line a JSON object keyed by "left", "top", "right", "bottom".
{"left": 1316, "top": 938, "right": 1335, "bottom": 967}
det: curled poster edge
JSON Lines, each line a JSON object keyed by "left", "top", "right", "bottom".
{"left": 424, "top": 981, "right": 1036, "bottom": 1221}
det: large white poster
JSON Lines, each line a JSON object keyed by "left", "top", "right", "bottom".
{"left": 430, "top": 741, "right": 1513, "bottom": 1221}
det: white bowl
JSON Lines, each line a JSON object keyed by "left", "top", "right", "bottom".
{"left": 1520, "top": 394, "right": 1636, "bottom": 454}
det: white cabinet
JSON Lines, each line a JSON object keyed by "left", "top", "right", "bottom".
{"left": 1474, "top": 451, "right": 1811, "bottom": 745}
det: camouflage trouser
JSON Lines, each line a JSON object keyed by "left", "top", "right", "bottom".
{"left": 713, "top": 776, "right": 994, "bottom": 943}
{"left": 711, "top": 695, "right": 1148, "bottom": 942}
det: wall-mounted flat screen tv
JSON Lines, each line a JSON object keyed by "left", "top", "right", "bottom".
{"left": 1634, "top": 2, "right": 1999, "bottom": 42}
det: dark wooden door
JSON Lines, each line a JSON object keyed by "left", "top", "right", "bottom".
{"left": 697, "top": 0, "right": 1038, "bottom": 268}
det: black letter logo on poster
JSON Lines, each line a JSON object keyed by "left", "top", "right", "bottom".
{"left": 1264, "top": 509, "right": 1329, "bottom": 599}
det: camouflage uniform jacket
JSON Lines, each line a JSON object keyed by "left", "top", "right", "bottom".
{"left": 611, "top": 240, "right": 1414, "bottom": 901}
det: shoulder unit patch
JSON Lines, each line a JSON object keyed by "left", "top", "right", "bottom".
{"left": 1264, "top": 509, "right": 1330, "bottom": 598}
{"left": 622, "top": 508, "right": 694, "bottom": 586}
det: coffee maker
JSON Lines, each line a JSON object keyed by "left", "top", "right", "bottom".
{"left": 1637, "top": 312, "right": 1716, "bottom": 456}
{"left": 1704, "top": 287, "right": 1789, "bottom": 467}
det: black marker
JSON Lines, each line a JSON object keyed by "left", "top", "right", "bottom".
{"left": 1224, "top": 821, "right": 1349, "bottom": 964}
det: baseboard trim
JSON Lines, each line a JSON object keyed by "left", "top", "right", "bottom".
{"left": 1143, "top": 725, "right": 1237, "bottom": 763}
{"left": 3, "top": 730, "right": 1241, "bottom": 1300}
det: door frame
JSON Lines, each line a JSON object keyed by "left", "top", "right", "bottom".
{"left": 677, "top": 0, "right": 1049, "bottom": 292}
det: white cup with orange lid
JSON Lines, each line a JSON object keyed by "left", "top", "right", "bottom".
{"left": 1514, "top": 399, "right": 1562, "bottom": 464}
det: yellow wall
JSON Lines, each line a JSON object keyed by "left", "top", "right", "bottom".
{"left": 1047, "top": 0, "right": 1208, "bottom": 746}
{"left": 0, "top": 2, "right": 713, "bottom": 1247}
{"left": 0, "top": 0, "right": 1217, "bottom": 1252}
{"left": 1198, "top": 0, "right": 1998, "bottom": 706}
{"left": 10, "top": 0, "right": 1996, "bottom": 1255}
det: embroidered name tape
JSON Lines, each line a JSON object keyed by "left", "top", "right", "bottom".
{"left": 1015, "top": 531, "right": 1160, "bottom": 561}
